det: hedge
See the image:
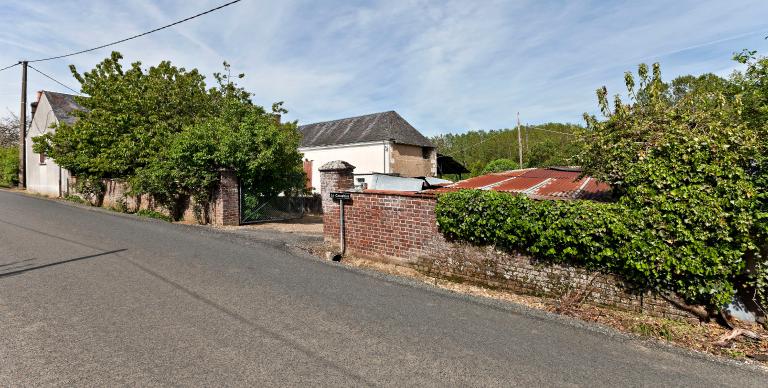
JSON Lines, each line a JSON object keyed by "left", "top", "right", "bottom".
{"left": 435, "top": 190, "right": 747, "bottom": 309}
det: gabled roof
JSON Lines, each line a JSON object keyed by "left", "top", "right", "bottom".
{"left": 298, "top": 111, "right": 434, "bottom": 148}
{"left": 42, "top": 91, "right": 85, "bottom": 125}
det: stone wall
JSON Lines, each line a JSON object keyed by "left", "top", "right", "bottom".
{"left": 68, "top": 170, "right": 240, "bottom": 226}
{"left": 320, "top": 160, "right": 694, "bottom": 321}
{"left": 390, "top": 143, "right": 437, "bottom": 177}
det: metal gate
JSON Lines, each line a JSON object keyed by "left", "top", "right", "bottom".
{"left": 239, "top": 185, "right": 306, "bottom": 224}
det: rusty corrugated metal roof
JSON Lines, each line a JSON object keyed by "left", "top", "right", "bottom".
{"left": 431, "top": 167, "right": 611, "bottom": 200}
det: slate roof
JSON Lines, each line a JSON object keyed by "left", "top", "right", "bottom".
{"left": 43, "top": 91, "right": 85, "bottom": 125}
{"left": 298, "top": 111, "right": 434, "bottom": 148}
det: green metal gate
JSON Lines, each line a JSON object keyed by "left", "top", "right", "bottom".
{"left": 239, "top": 185, "right": 306, "bottom": 224}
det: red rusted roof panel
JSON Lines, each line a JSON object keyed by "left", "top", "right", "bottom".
{"left": 493, "top": 177, "right": 550, "bottom": 192}
{"left": 435, "top": 168, "right": 611, "bottom": 200}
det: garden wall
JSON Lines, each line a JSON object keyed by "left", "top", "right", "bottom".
{"left": 67, "top": 170, "right": 240, "bottom": 226}
{"left": 320, "top": 160, "right": 694, "bottom": 321}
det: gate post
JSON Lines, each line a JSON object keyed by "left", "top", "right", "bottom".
{"left": 318, "top": 161, "right": 355, "bottom": 244}
{"left": 211, "top": 169, "right": 240, "bottom": 226}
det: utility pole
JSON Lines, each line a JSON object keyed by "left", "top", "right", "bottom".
{"left": 516, "top": 112, "right": 523, "bottom": 169}
{"left": 19, "top": 61, "right": 27, "bottom": 189}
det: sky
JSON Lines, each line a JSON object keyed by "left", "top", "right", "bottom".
{"left": 1, "top": 0, "right": 767, "bottom": 136}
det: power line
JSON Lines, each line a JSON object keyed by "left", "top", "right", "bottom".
{"left": 28, "top": 65, "right": 81, "bottom": 95}
{"left": 0, "top": 62, "right": 19, "bottom": 73}
{"left": 27, "top": 0, "right": 242, "bottom": 63}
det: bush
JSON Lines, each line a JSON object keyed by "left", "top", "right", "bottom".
{"left": 136, "top": 209, "right": 172, "bottom": 222}
{"left": 435, "top": 189, "right": 744, "bottom": 310}
{"left": 0, "top": 146, "right": 19, "bottom": 187}
{"left": 63, "top": 194, "right": 88, "bottom": 204}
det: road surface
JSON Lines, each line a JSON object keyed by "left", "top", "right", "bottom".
{"left": 0, "top": 190, "right": 765, "bottom": 386}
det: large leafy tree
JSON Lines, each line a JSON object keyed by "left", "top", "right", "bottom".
{"left": 578, "top": 62, "right": 766, "bottom": 322}
{"left": 34, "top": 51, "right": 212, "bottom": 179}
{"left": 34, "top": 52, "right": 305, "bottom": 217}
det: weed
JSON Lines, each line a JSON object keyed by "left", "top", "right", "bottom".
{"left": 63, "top": 194, "right": 88, "bottom": 205}
{"left": 136, "top": 209, "right": 172, "bottom": 222}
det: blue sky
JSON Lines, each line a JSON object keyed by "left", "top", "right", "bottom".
{"left": 1, "top": 0, "right": 767, "bottom": 135}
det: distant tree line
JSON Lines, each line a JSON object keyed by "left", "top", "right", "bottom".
{"left": 431, "top": 123, "right": 581, "bottom": 177}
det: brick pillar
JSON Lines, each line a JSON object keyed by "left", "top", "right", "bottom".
{"left": 211, "top": 169, "right": 240, "bottom": 226}
{"left": 319, "top": 161, "right": 355, "bottom": 243}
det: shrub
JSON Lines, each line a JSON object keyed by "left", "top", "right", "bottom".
{"left": 435, "top": 189, "right": 745, "bottom": 311}
{"left": 63, "top": 194, "right": 88, "bottom": 204}
{"left": 136, "top": 209, "right": 172, "bottom": 222}
{"left": 0, "top": 146, "right": 19, "bottom": 187}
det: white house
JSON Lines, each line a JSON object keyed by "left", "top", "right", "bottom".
{"left": 25, "top": 91, "right": 81, "bottom": 197}
{"left": 299, "top": 111, "right": 437, "bottom": 192}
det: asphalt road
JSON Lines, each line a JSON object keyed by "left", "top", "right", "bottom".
{"left": 0, "top": 190, "right": 765, "bottom": 387}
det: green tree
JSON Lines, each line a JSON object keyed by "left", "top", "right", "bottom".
{"left": 34, "top": 52, "right": 306, "bottom": 218}
{"left": 578, "top": 62, "right": 764, "bottom": 319}
{"left": 34, "top": 51, "right": 212, "bottom": 180}
{"left": 482, "top": 158, "right": 519, "bottom": 173}
{"left": 431, "top": 123, "right": 581, "bottom": 177}
{"left": 0, "top": 146, "right": 18, "bottom": 187}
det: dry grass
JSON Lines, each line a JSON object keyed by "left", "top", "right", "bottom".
{"left": 301, "top": 241, "right": 768, "bottom": 366}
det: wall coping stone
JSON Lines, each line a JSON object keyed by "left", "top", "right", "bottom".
{"left": 319, "top": 160, "right": 356, "bottom": 172}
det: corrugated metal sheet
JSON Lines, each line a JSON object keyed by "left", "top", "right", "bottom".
{"left": 435, "top": 167, "right": 611, "bottom": 200}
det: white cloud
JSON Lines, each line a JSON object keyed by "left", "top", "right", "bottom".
{"left": 1, "top": 0, "right": 767, "bottom": 135}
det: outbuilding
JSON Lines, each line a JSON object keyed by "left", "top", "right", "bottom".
{"left": 299, "top": 111, "right": 437, "bottom": 193}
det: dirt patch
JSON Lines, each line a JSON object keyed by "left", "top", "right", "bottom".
{"left": 300, "top": 241, "right": 768, "bottom": 367}
{"left": 218, "top": 215, "right": 323, "bottom": 234}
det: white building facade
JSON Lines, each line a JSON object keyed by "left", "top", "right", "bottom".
{"left": 298, "top": 111, "right": 436, "bottom": 193}
{"left": 25, "top": 91, "right": 80, "bottom": 197}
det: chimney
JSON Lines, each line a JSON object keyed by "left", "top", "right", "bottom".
{"left": 30, "top": 91, "right": 42, "bottom": 118}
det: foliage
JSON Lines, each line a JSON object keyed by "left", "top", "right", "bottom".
{"left": 33, "top": 52, "right": 306, "bottom": 218}
{"left": 481, "top": 158, "right": 519, "bottom": 174}
{"left": 0, "top": 114, "right": 20, "bottom": 147}
{"left": 437, "top": 60, "right": 768, "bottom": 314}
{"left": 130, "top": 71, "right": 305, "bottom": 209}
{"left": 74, "top": 176, "right": 106, "bottom": 204}
{"left": 437, "top": 189, "right": 745, "bottom": 309}
{"left": 63, "top": 194, "right": 88, "bottom": 205}
{"left": 430, "top": 123, "right": 581, "bottom": 177}
{"left": 33, "top": 51, "right": 211, "bottom": 180}
{"left": 0, "top": 146, "right": 19, "bottom": 187}
{"left": 136, "top": 209, "right": 173, "bottom": 222}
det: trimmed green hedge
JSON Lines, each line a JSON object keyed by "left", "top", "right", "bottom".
{"left": 435, "top": 190, "right": 747, "bottom": 309}
{"left": 0, "top": 146, "right": 19, "bottom": 188}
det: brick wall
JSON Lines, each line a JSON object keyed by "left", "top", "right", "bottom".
{"left": 210, "top": 170, "right": 240, "bottom": 226}
{"left": 68, "top": 170, "right": 240, "bottom": 226}
{"left": 320, "top": 163, "right": 694, "bottom": 321}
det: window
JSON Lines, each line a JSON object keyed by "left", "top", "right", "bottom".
{"left": 39, "top": 152, "right": 46, "bottom": 165}
{"left": 422, "top": 147, "right": 431, "bottom": 159}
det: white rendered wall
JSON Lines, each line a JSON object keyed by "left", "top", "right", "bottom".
{"left": 25, "top": 94, "right": 69, "bottom": 197}
{"left": 300, "top": 141, "right": 389, "bottom": 193}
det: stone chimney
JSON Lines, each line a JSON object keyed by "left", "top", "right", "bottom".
{"left": 30, "top": 91, "right": 42, "bottom": 118}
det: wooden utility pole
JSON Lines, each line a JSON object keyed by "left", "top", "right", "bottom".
{"left": 19, "top": 61, "right": 27, "bottom": 189}
{"left": 516, "top": 112, "right": 523, "bottom": 169}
